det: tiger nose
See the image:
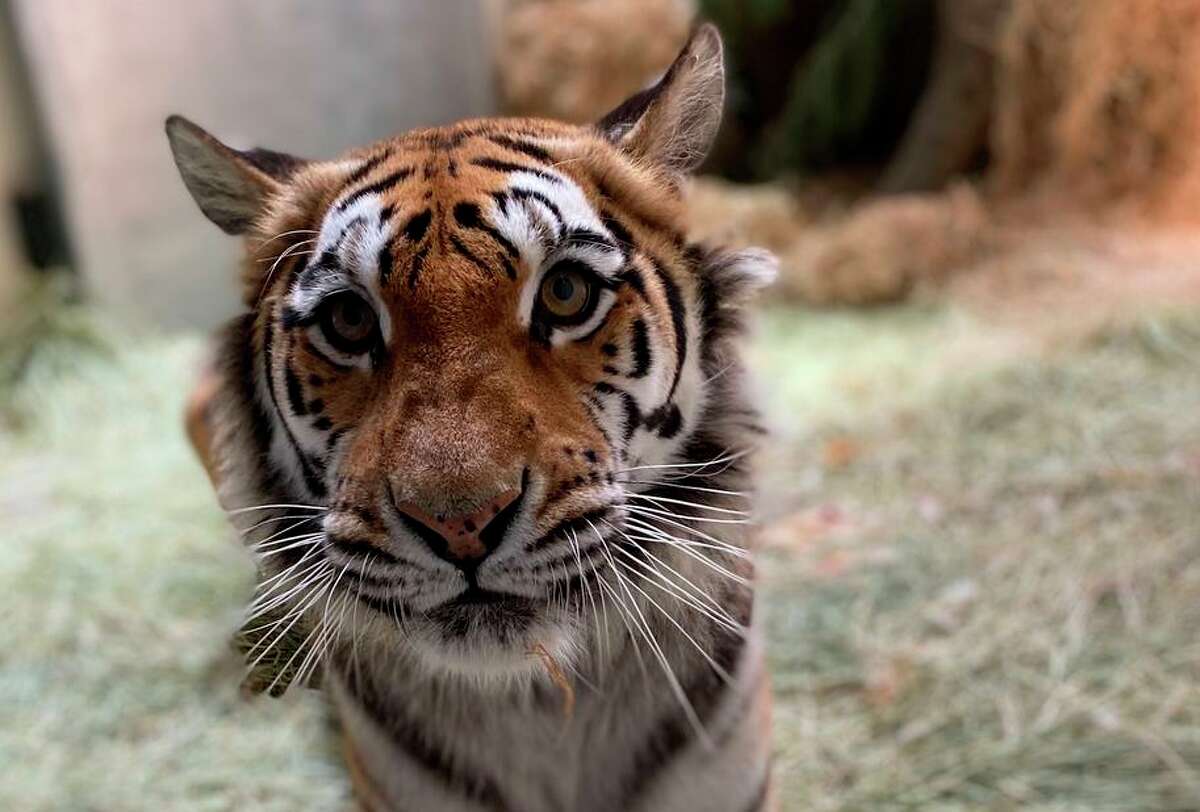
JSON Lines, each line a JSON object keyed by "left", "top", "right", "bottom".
{"left": 393, "top": 486, "right": 523, "bottom": 565}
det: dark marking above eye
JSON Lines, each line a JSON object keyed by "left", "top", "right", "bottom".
{"left": 471, "top": 157, "right": 560, "bottom": 183}
{"left": 486, "top": 133, "right": 552, "bottom": 163}
{"left": 584, "top": 449, "right": 598, "bottom": 463}
{"left": 510, "top": 188, "right": 564, "bottom": 230}
{"left": 307, "top": 398, "right": 324, "bottom": 413}
{"left": 408, "top": 245, "right": 429, "bottom": 290}
{"left": 378, "top": 243, "right": 395, "bottom": 284}
{"left": 601, "top": 211, "right": 635, "bottom": 252}
{"left": 343, "top": 151, "right": 391, "bottom": 188}
{"left": 308, "top": 374, "right": 324, "bottom": 386}
{"left": 453, "top": 201, "right": 520, "bottom": 277}
{"left": 313, "top": 416, "right": 333, "bottom": 431}
{"left": 601, "top": 343, "right": 618, "bottom": 357}
{"left": 449, "top": 233, "right": 503, "bottom": 279}
{"left": 402, "top": 209, "right": 432, "bottom": 243}
{"left": 566, "top": 227, "right": 615, "bottom": 250}
{"left": 337, "top": 167, "right": 415, "bottom": 212}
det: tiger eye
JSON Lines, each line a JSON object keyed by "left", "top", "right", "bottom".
{"left": 319, "top": 292, "right": 378, "bottom": 354}
{"left": 539, "top": 266, "right": 592, "bottom": 319}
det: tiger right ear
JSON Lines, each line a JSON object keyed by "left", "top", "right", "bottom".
{"left": 596, "top": 24, "right": 725, "bottom": 173}
{"left": 165, "top": 115, "right": 306, "bottom": 235}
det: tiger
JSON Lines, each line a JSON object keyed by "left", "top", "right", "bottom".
{"left": 167, "top": 25, "right": 776, "bottom": 812}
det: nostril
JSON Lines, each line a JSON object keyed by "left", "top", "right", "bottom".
{"left": 392, "top": 472, "right": 527, "bottom": 566}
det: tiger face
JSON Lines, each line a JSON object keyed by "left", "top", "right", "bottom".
{"left": 170, "top": 26, "right": 773, "bottom": 682}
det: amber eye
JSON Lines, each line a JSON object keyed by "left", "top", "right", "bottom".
{"left": 537, "top": 261, "right": 596, "bottom": 325}
{"left": 318, "top": 292, "right": 378, "bottom": 355}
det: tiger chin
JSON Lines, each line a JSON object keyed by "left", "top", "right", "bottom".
{"left": 169, "top": 24, "right": 777, "bottom": 812}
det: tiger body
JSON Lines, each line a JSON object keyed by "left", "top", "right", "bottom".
{"left": 169, "top": 26, "right": 775, "bottom": 812}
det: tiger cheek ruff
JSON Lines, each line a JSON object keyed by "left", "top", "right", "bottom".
{"left": 168, "top": 24, "right": 778, "bottom": 812}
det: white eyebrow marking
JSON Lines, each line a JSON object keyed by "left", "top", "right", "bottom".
{"left": 287, "top": 195, "right": 395, "bottom": 342}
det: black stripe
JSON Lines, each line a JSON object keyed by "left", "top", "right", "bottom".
{"left": 346, "top": 673, "right": 515, "bottom": 812}
{"left": 643, "top": 403, "right": 683, "bottom": 439}
{"left": 408, "top": 245, "right": 429, "bottom": 290}
{"left": 582, "top": 394, "right": 616, "bottom": 452}
{"left": 492, "top": 190, "right": 510, "bottom": 216}
{"left": 629, "top": 318, "right": 651, "bottom": 377}
{"left": 486, "top": 133, "right": 552, "bottom": 163}
{"left": 284, "top": 366, "right": 308, "bottom": 416}
{"left": 647, "top": 256, "right": 688, "bottom": 400}
{"left": 327, "top": 533, "right": 404, "bottom": 567}
{"left": 470, "top": 156, "right": 559, "bottom": 183}
{"left": 326, "top": 428, "right": 346, "bottom": 454}
{"left": 377, "top": 243, "right": 394, "bottom": 285}
{"left": 226, "top": 314, "right": 284, "bottom": 498}
{"left": 565, "top": 227, "right": 613, "bottom": 250}
{"left": 262, "top": 320, "right": 326, "bottom": 498}
{"left": 511, "top": 187, "right": 564, "bottom": 230}
{"left": 343, "top": 151, "right": 390, "bottom": 188}
{"left": 453, "top": 202, "right": 511, "bottom": 253}
{"left": 594, "top": 381, "right": 641, "bottom": 442}
{"left": 619, "top": 618, "right": 748, "bottom": 807}
{"left": 338, "top": 167, "right": 415, "bottom": 212}
{"left": 401, "top": 209, "right": 432, "bottom": 243}
{"left": 602, "top": 211, "right": 635, "bottom": 252}
{"left": 453, "top": 201, "right": 521, "bottom": 273}
{"left": 525, "top": 508, "right": 615, "bottom": 553}
{"left": 621, "top": 264, "right": 647, "bottom": 298}
{"left": 449, "top": 234, "right": 498, "bottom": 277}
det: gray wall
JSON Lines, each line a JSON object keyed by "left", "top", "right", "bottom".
{"left": 0, "top": 4, "right": 38, "bottom": 310}
{"left": 12, "top": 1, "right": 494, "bottom": 328}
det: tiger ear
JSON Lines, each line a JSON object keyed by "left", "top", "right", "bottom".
{"left": 165, "top": 115, "right": 306, "bottom": 235}
{"left": 597, "top": 24, "right": 725, "bottom": 173}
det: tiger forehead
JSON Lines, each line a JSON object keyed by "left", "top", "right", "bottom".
{"left": 296, "top": 127, "right": 634, "bottom": 301}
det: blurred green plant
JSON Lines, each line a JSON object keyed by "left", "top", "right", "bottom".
{"left": 701, "top": 0, "right": 934, "bottom": 179}
{"left": 0, "top": 275, "right": 110, "bottom": 428}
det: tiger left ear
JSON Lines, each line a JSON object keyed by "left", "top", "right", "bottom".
{"left": 597, "top": 23, "right": 725, "bottom": 174}
{"left": 165, "top": 115, "right": 307, "bottom": 235}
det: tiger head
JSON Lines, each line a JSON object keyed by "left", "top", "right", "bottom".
{"left": 169, "top": 25, "right": 774, "bottom": 683}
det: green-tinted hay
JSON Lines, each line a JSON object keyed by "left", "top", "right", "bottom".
{"left": 1, "top": 306, "right": 1197, "bottom": 809}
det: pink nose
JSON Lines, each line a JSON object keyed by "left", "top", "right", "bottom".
{"left": 392, "top": 486, "right": 522, "bottom": 562}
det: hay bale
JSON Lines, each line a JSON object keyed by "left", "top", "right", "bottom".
{"left": 686, "top": 176, "right": 811, "bottom": 258}
{"left": 992, "top": 0, "right": 1200, "bottom": 222}
{"left": 688, "top": 177, "right": 987, "bottom": 306}
{"left": 490, "top": 0, "right": 694, "bottom": 123}
{"left": 779, "top": 185, "right": 988, "bottom": 306}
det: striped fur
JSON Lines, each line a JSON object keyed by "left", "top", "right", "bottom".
{"left": 168, "top": 25, "right": 776, "bottom": 812}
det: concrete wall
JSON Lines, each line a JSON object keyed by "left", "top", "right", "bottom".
{"left": 11, "top": 1, "right": 494, "bottom": 329}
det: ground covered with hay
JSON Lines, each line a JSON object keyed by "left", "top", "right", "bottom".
{"left": 2, "top": 302, "right": 1198, "bottom": 810}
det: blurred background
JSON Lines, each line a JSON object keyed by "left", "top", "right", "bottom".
{"left": 2, "top": 0, "right": 1198, "bottom": 809}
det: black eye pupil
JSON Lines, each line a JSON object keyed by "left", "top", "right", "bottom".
{"left": 551, "top": 274, "right": 575, "bottom": 301}
{"left": 341, "top": 304, "right": 363, "bottom": 326}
